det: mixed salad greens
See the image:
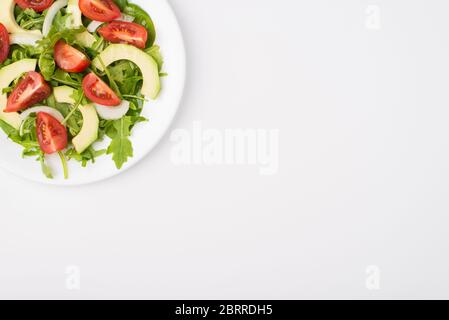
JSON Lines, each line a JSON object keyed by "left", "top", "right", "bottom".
{"left": 0, "top": 0, "right": 164, "bottom": 179}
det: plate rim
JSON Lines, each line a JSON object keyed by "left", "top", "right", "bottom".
{"left": 0, "top": 0, "right": 186, "bottom": 186}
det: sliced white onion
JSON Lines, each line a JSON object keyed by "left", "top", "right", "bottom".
{"left": 9, "top": 33, "right": 43, "bottom": 46}
{"left": 87, "top": 14, "right": 135, "bottom": 33}
{"left": 87, "top": 20, "right": 103, "bottom": 33}
{"left": 43, "top": 0, "right": 69, "bottom": 36}
{"left": 119, "top": 14, "right": 135, "bottom": 22}
{"left": 20, "top": 106, "right": 65, "bottom": 124}
{"left": 95, "top": 100, "right": 130, "bottom": 120}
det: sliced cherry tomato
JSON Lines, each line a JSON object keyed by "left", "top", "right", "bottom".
{"left": 0, "top": 23, "right": 9, "bottom": 64}
{"left": 15, "top": 0, "right": 54, "bottom": 12}
{"left": 82, "top": 72, "right": 121, "bottom": 106}
{"left": 36, "top": 112, "right": 67, "bottom": 154}
{"left": 79, "top": 0, "right": 121, "bottom": 22}
{"left": 98, "top": 21, "right": 148, "bottom": 49}
{"left": 54, "top": 40, "right": 90, "bottom": 73}
{"left": 5, "top": 72, "right": 51, "bottom": 113}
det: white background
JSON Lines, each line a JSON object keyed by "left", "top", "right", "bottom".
{"left": 1, "top": 0, "right": 449, "bottom": 299}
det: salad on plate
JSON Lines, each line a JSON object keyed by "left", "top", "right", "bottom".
{"left": 0, "top": 0, "right": 164, "bottom": 179}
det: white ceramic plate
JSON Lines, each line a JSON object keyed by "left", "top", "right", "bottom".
{"left": 0, "top": 0, "right": 186, "bottom": 185}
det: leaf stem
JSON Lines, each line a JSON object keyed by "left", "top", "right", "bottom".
{"left": 21, "top": 17, "right": 45, "bottom": 30}
{"left": 39, "top": 153, "right": 53, "bottom": 179}
{"left": 62, "top": 92, "right": 84, "bottom": 125}
{"left": 58, "top": 151, "right": 68, "bottom": 180}
{"left": 96, "top": 56, "right": 122, "bottom": 98}
{"left": 122, "top": 94, "right": 147, "bottom": 101}
{"left": 50, "top": 76, "right": 81, "bottom": 87}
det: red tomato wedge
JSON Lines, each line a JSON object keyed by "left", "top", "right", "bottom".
{"left": 15, "top": 0, "right": 54, "bottom": 12}
{"left": 54, "top": 40, "right": 90, "bottom": 73}
{"left": 36, "top": 112, "right": 67, "bottom": 154}
{"left": 79, "top": 0, "right": 121, "bottom": 22}
{"left": 5, "top": 72, "right": 51, "bottom": 113}
{"left": 0, "top": 23, "right": 9, "bottom": 64}
{"left": 98, "top": 21, "right": 148, "bottom": 49}
{"left": 82, "top": 73, "right": 121, "bottom": 106}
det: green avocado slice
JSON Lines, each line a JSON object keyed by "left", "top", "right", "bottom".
{"left": 0, "top": 0, "right": 42, "bottom": 35}
{"left": 54, "top": 86, "right": 99, "bottom": 154}
{"left": 92, "top": 44, "right": 161, "bottom": 99}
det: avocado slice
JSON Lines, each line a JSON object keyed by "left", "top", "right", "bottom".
{"left": 66, "top": 0, "right": 96, "bottom": 48}
{"left": 72, "top": 104, "right": 99, "bottom": 153}
{"left": 54, "top": 86, "right": 77, "bottom": 104}
{"left": 76, "top": 31, "right": 96, "bottom": 48}
{"left": 54, "top": 86, "right": 99, "bottom": 154}
{"left": 92, "top": 44, "right": 161, "bottom": 99}
{"left": 0, "top": 59, "right": 37, "bottom": 130}
{"left": 0, "top": 0, "right": 42, "bottom": 36}
{"left": 67, "top": 0, "right": 83, "bottom": 27}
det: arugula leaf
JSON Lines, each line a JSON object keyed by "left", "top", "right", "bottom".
{"left": 107, "top": 116, "right": 133, "bottom": 169}
{"left": 12, "top": 46, "right": 33, "bottom": 60}
{"left": 15, "top": 8, "right": 46, "bottom": 31}
{"left": 39, "top": 153, "right": 53, "bottom": 179}
{"left": 114, "top": 0, "right": 129, "bottom": 11}
{"left": 0, "top": 119, "right": 53, "bottom": 179}
{"left": 51, "top": 69, "right": 83, "bottom": 87}
{"left": 39, "top": 51, "right": 56, "bottom": 81}
{"left": 22, "top": 148, "right": 41, "bottom": 158}
{"left": 0, "top": 119, "right": 20, "bottom": 140}
{"left": 50, "top": 10, "right": 72, "bottom": 34}
{"left": 1, "top": 116, "right": 38, "bottom": 147}
{"left": 107, "top": 60, "right": 142, "bottom": 95}
{"left": 66, "top": 147, "right": 107, "bottom": 167}
{"left": 0, "top": 46, "right": 34, "bottom": 69}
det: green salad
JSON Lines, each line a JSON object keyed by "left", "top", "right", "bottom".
{"left": 0, "top": 0, "right": 164, "bottom": 179}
